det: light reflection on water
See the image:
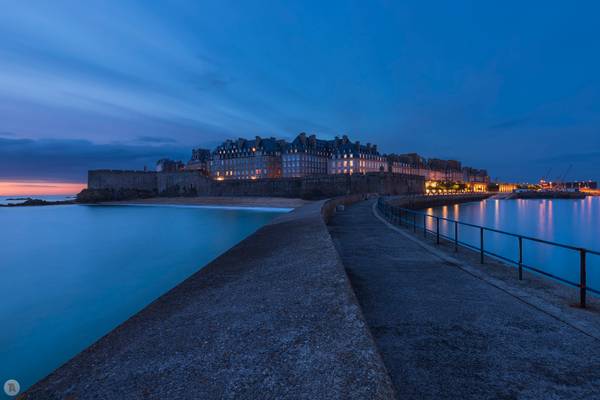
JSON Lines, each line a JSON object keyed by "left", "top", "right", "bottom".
{"left": 425, "top": 197, "right": 600, "bottom": 293}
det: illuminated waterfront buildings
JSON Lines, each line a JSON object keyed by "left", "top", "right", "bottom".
{"left": 282, "top": 133, "right": 332, "bottom": 177}
{"left": 210, "top": 137, "right": 285, "bottom": 180}
{"left": 184, "top": 133, "right": 490, "bottom": 184}
{"left": 328, "top": 135, "right": 387, "bottom": 175}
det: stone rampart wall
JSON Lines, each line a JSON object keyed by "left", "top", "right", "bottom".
{"left": 86, "top": 169, "right": 425, "bottom": 200}
{"left": 384, "top": 193, "right": 492, "bottom": 209}
{"left": 89, "top": 170, "right": 158, "bottom": 192}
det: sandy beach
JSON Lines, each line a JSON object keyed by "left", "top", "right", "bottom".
{"left": 101, "top": 196, "right": 310, "bottom": 209}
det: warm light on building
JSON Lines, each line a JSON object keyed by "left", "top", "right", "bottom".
{"left": 498, "top": 183, "right": 517, "bottom": 193}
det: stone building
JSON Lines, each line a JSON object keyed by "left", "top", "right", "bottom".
{"left": 170, "top": 133, "right": 489, "bottom": 185}
{"left": 427, "top": 159, "right": 463, "bottom": 181}
{"left": 387, "top": 153, "right": 425, "bottom": 175}
{"left": 329, "top": 135, "right": 387, "bottom": 175}
{"left": 282, "top": 133, "right": 332, "bottom": 177}
{"left": 462, "top": 167, "right": 490, "bottom": 183}
{"left": 387, "top": 153, "right": 429, "bottom": 177}
{"left": 156, "top": 159, "right": 184, "bottom": 172}
{"left": 185, "top": 148, "right": 211, "bottom": 175}
{"left": 386, "top": 153, "right": 488, "bottom": 184}
{"left": 210, "top": 136, "right": 286, "bottom": 180}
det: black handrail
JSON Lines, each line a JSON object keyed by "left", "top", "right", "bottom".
{"left": 376, "top": 197, "right": 599, "bottom": 307}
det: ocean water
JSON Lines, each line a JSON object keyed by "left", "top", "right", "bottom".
{"left": 424, "top": 196, "right": 600, "bottom": 293}
{"left": 0, "top": 204, "right": 288, "bottom": 395}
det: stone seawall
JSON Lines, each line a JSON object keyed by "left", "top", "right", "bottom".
{"left": 89, "top": 170, "right": 158, "bottom": 191}
{"left": 384, "top": 193, "right": 492, "bottom": 209}
{"left": 82, "top": 169, "right": 425, "bottom": 201}
{"left": 23, "top": 199, "right": 396, "bottom": 399}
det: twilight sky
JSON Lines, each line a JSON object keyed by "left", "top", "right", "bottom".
{"left": 1, "top": 0, "right": 599, "bottom": 185}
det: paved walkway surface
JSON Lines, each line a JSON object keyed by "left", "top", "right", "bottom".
{"left": 24, "top": 201, "right": 394, "bottom": 400}
{"left": 328, "top": 200, "right": 600, "bottom": 400}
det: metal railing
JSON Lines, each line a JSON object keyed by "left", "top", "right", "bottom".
{"left": 377, "top": 197, "right": 599, "bottom": 307}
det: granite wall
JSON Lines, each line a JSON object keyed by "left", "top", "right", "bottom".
{"left": 89, "top": 170, "right": 158, "bottom": 191}
{"left": 84, "top": 169, "right": 425, "bottom": 201}
{"left": 384, "top": 193, "right": 492, "bottom": 209}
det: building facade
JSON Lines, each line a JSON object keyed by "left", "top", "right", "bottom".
{"left": 329, "top": 135, "right": 387, "bottom": 175}
{"left": 387, "top": 154, "right": 418, "bottom": 175}
{"left": 185, "top": 148, "right": 211, "bottom": 175}
{"left": 282, "top": 133, "right": 332, "bottom": 177}
{"left": 462, "top": 167, "right": 490, "bottom": 183}
{"left": 564, "top": 181, "right": 598, "bottom": 190}
{"left": 210, "top": 137, "right": 285, "bottom": 180}
{"left": 178, "top": 133, "right": 490, "bottom": 187}
{"left": 156, "top": 159, "right": 184, "bottom": 172}
{"left": 427, "top": 159, "right": 463, "bottom": 181}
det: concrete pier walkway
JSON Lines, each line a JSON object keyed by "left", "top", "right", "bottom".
{"left": 23, "top": 201, "right": 394, "bottom": 399}
{"left": 328, "top": 200, "right": 600, "bottom": 399}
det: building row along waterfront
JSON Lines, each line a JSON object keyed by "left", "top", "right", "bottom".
{"left": 157, "top": 132, "right": 489, "bottom": 184}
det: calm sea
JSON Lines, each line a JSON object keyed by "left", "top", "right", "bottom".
{"left": 0, "top": 203, "right": 288, "bottom": 395}
{"left": 425, "top": 196, "right": 600, "bottom": 294}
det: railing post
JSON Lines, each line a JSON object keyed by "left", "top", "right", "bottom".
{"left": 580, "top": 249, "right": 587, "bottom": 308}
{"left": 436, "top": 217, "right": 440, "bottom": 244}
{"left": 454, "top": 221, "right": 458, "bottom": 252}
{"left": 518, "top": 236, "right": 523, "bottom": 280}
{"left": 480, "top": 227, "right": 484, "bottom": 264}
{"left": 423, "top": 215, "right": 427, "bottom": 238}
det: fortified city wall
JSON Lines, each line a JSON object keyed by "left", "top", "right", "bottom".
{"left": 384, "top": 193, "right": 492, "bottom": 209}
{"left": 81, "top": 169, "right": 425, "bottom": 201}
{"left": 88, "top": 170, "right": 158, "bottom": 191}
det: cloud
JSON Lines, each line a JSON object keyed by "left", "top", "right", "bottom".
{"left": 0, "top": 136, "right": 191, "bottom": 182}
{"left": 136, "top": 136, "right": 177, "bottom": 144}
{"left": 9, "top": 183, "right": 63, "bottom": 188}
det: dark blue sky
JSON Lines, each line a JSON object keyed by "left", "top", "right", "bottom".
{"left": 1, "top": 0, "right": 599, "bottom": 183}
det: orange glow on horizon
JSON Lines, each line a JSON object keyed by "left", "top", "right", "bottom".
{"left": 0, "top": 180, "right": 86, "bottom": 196}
